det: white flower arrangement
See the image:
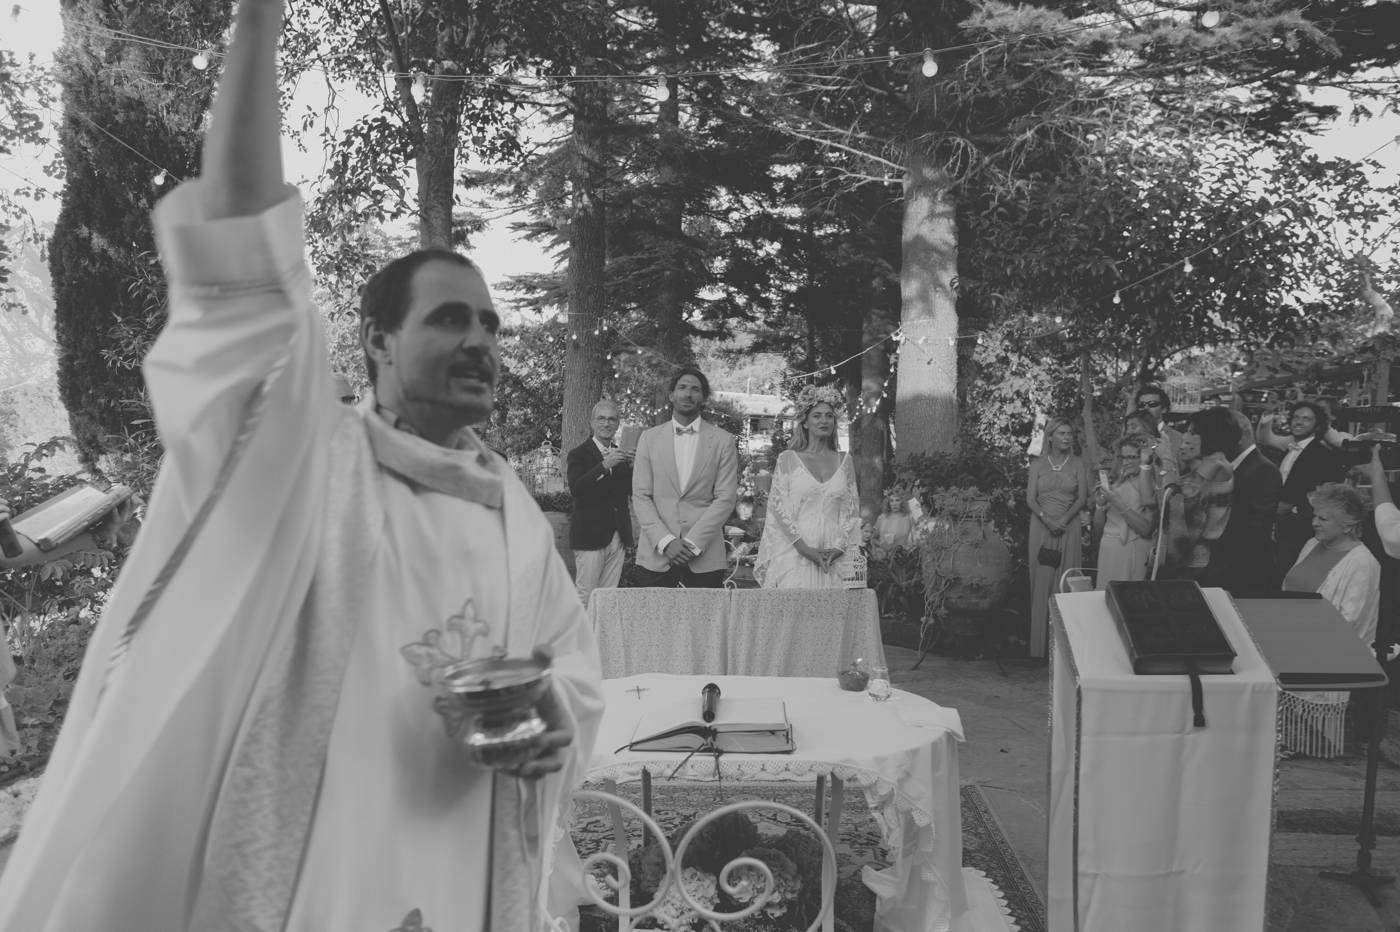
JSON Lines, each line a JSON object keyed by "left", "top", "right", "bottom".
{"left": 793, "top": 383, "right": 844, "bottom": 413}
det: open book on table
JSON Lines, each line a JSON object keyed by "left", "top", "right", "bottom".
{"left": 622, "top": 696, "right": 795, "bottom": 754}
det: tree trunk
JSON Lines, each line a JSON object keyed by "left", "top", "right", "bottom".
{"left": 893, "top": 145, "right": 958, "bottom": 458}
{"left": 649, "top": 4, "right": 692, "bottom": 414}
{"left": 415, "top": 67, "right": 465, "bottom": 249}
{"left": 1080, "top": 348, "right": 1102, "bottom": 468}
{"left": 560, "top": 78, "right": 610, "bottom": 452}
{"left": 853, "top": 281, "right": 898, "bottom": 522}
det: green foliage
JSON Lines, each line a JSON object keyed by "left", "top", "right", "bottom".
{"left": 1, "top": 439, "right": 129, "bottom": 766}
{"left": 482, "top": 318, "right": 567, "bottom": 457}
{"left": 531, "top": 490, "right": 573, "bottom": 513}
{"left": 50, "top": 1, "right": 232, "bottom": 464}
{"left": 867, "top": 545, "right": 923, "bottom": 622}
{"left": 0, "top": 47, "right": 57, "bottom": 317}
{"left": 1, "top": 432, "right": 157, "bottom": 771}
{"left": 895, "top": 441, "right": 1029, "bottom": 564}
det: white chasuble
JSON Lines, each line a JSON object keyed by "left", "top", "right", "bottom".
{"left": 0, "top": 182, "right": 604, "bottom": 932}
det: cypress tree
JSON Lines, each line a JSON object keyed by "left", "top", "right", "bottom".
{"left": 50, "top": 0, "right": 231, "bottom": 463}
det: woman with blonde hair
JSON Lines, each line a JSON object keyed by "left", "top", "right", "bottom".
{"left": 1278, "top": 482, "right": 1380, "bottom": 756}
{"left": 1284, "top": 483, "right": 1380, "bottom": 644}
{"left": 1026, "top": 416, "right": 1089, "bottom": 657}
{"left": 756, "top": 384, "right": 863, "bottom": 588}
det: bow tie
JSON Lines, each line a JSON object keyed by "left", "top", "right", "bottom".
{"left": 675, "top": 425, "right": 696, "bottom": 436}
{"left": 1288, "top": 442, "right": 1305, "bottom": 452}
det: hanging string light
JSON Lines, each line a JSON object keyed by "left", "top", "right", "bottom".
{"left": 191, "top": 51, "right": 210, "bottom": 71}
{"left": 1182, "top": 257, "right": 1194, "bottom": 275}
{"left": 920, "top": 49, "right": 938, "bottom": 78}
{"left": 1200, "top": 10, "right": 1221, "bottom": 28}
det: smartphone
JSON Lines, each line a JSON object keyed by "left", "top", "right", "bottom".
{"left": 1098, "top": 469, "right": 1111, "bottom": 491}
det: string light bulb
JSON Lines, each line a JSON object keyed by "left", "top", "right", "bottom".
{"left": 1182, "top": 257, "right": 1194, "bottom": 275}
{"left": 649, "top": 78, "right": 671, "bottom": 102}
{"left": 920, "top": 49, "right": 938, "bottom": 78}
{"left": 152, "top": 171, "right": 167, "bottom": 186}
{"left": 1112, "top": 292, "right": 1122, "bottom": 305}
{"left": 191, "top": 52, "right": 210, "bottom": 71}
{"left": 1200, "top": 9, "right": 1221, "bottom": 27}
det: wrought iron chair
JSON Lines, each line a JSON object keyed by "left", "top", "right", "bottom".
{"left": 569, "top": 787, "right": 839, "bottom": 932}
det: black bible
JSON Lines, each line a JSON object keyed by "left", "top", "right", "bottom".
{"left": 1105, "top": 580, "right": 1236, "bottom": 675}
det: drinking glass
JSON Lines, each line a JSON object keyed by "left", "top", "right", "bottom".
{"left": 866, "top": 664, "right": 892, "bottom": 702}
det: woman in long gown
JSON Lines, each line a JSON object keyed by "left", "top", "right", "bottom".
{"left": 1092, "top": 433, "right": 1157, "bottom": 587}
{"left": 1026, "top": 417, "right": 1089, "bottom": 657}
{"left": 756, "top": 385, "right": 862, "bottom": 589}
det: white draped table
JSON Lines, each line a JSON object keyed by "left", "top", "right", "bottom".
{"left": 588, "top": 674, "right": 968, "bottom": 932}
{"left": 587, "top": 588, "right": 887, "bottom": 678}
{"left": 1048, "top": 589, "right": 1279, "bottom": 932}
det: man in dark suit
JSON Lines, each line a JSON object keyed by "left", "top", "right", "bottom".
{"left": 567, "top": 399, "right": 634, "bottom": 604}
{"left": 1201, "top": 410, "right": 1283, "bottom": 596}
{"left": 1275, "top": 399, "right": 1347, "bottom": 572}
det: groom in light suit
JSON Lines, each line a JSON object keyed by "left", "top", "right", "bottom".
{"left": 632, "top": 368, "right": 740, "bottom": 587}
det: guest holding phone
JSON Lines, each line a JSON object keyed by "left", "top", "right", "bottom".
{"left": 1091, "top": 435, "right": 1158, "bottom": 587}
{"left": 567, "top": 399, "right": 634, "bottom": 604}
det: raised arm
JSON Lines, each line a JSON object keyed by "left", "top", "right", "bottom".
{"left": 203, "top": 0, "right": 285, "bottom": 219}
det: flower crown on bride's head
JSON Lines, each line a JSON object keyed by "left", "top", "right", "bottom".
{"left": 794, "top": 383, "right": 844, "bottom": 414}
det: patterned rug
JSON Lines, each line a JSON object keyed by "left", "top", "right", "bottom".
{"left": 570, "top": 781, "right": 1044, "bottom": 931}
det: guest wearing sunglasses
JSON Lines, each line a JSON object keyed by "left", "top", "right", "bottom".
{"left": 1131, "top": 384, "right": 1183, "bottom": 486}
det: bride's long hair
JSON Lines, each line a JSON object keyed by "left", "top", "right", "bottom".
{"left": 788, "top": 384, "right": 844, "bottom": 453}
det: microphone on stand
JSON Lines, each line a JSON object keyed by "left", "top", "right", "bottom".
{"left": 701, "top": 682, "right": 721, "bottom": 723}
{"left": 0, "top": 518, "right": 21, "bottom": 559}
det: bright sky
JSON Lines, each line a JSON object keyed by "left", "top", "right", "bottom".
{"left": 5, "top": 3, "right": 1398, "bottom": 300}
{"left": 4, "top": 2, "right": 553, "bottom": 309}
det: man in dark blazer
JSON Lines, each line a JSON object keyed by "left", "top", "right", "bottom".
{"left": 567, "top": 399, "right": 634, "bottom": 604}
{"left": 1201, "top": 410, "right": 1283, "bottom": 596}
{"left": 1275, "top": 399, "right": 1347, "bottom": 573}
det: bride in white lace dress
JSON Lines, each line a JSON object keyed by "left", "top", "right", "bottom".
{"left": 755, "top": 385, "right": 863, "bottom": 588}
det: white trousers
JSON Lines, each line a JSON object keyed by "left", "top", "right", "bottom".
{"left": 574, "top": 531, "right": 625, "bottom": 606}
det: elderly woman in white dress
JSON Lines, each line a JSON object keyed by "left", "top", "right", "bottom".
{"left": 1279, "top": 482, "right": 1381, "bottom": 755}
{"left": 1283, "top": 483, "right": 1380, "bottom": 644}
{"left": 756, "top": 384, "right": 862, "bottom": 588}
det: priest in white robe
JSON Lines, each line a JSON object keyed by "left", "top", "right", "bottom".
{"left": 0, "top": 1, "right": 604, "bottom": 929}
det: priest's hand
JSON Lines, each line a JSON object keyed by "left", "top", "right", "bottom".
{"left": 510, "top": 646, "right": 575, "bottom": 781}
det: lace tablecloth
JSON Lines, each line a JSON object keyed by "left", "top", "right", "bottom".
{"left": 587, "top": 588, "right": 728, "bottom": 677}
{"left": 589, "top": 674, "right": 968, "bottom": 932}
{"left": 588, "top": 588, "right": 886, "bottom": 678}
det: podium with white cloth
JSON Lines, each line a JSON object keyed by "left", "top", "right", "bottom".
{"left": 1048, "top": 589, "right": 1279, "bottom": 932}
{"left": 588, "top": 587, "right": 886, "bottom": 678}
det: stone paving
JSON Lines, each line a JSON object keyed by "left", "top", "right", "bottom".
{"left": 884, "top": 644, "right": 1400, "bottom": 932}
